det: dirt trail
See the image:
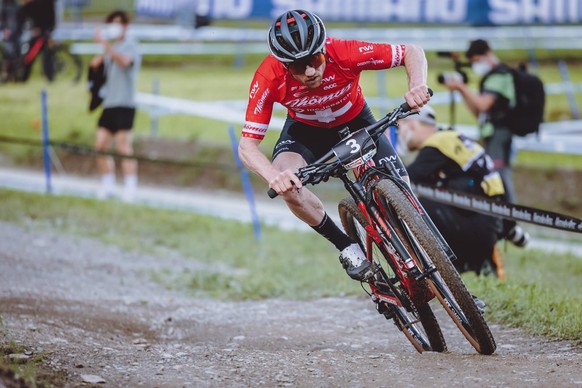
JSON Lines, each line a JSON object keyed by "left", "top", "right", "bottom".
{"left": 0, "top": 221, "right": 580, "bottom": 387}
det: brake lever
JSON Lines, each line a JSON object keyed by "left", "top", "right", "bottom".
{"left": 267, "top": 165, "right": 319, "bottom": 199}
{"left": 399, "top": 110, "right": 420, "bottom": 120}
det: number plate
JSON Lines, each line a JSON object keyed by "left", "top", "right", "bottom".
{"left": 332, "top": 129, "right": 377, "bottom": 170}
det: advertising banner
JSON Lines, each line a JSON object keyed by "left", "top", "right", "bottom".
{"left": 136, "top": 0, "right": 582, "bottom": 25}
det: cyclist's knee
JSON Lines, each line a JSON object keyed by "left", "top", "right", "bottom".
{"left": 281, "top": 187, "right": 322, "bottom": 210}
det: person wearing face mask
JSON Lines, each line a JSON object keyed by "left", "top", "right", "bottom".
{"left": 239, "top": 9, "right": 431, "bottom": 282}
{"left": 440, "top": 39, "right": 518, "bottom": 207}
{"left": 90, "top": 10, "right": 141, "bottom": 202}
{"left": 398, "top": 105, "right": 529, "bottom": 278}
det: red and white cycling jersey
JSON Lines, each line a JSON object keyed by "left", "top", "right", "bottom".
{"left": 242, "top": 37, "right": 405, "bottom": 140}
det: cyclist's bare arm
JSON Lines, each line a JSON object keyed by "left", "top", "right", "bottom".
{"left": 238, "top": 137, "right": 302, "bottom": 194}
{"left": 402, "top": 44, "right": 430, "bottom": 109}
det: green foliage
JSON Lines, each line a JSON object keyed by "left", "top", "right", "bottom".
{"left": 514, "top": 151, "right": 582, "bottom": 170}
{"left": 463, "top": 246, "right": 582, "bottom": 344}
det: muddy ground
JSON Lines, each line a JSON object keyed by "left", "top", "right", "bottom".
{"left": 0, "top": 221, "right": 580, "bottom": 387}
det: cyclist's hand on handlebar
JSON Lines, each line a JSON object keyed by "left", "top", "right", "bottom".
{"left": 404, "top": 84, "right": 432, "bottom": 111}
{"left": 268, "top": 169, "right": 302, "bottom": 196}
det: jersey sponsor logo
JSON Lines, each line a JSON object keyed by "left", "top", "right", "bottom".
{"left": 249, "top": 81, "right": 260, "bottom": 99}
{"left": 391, "top": 45, "right": 403, "bottom": 67}
{"left": 323, "top": 83, "right": 337, "bottom": 90}
{"left": 357, "top": 58, "right": 385, "bottom": 67}
{"left": 254, "top": 89, "right": 270, "bottom": 115}
{"left": 287, "top": 83, "right": 352, "bottom": 109}
{"left": 322, "top": 74, "right": 336, "bottom": 83}
{"left": 242, "top": 121, "right": 268, "bottom": 139}
{"left": 358, "top": 45, "right": 375, "bottom": 53}
{"left": 278, "top": 139, "right": 295, "bottom": 146}
{"left": 295, "top": 101, "right": 353, "bottom": 123}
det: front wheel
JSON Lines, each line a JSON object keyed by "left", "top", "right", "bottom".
{"left": 374, "top": 179, "right": 496, "bottom": 355}
{"left": 338, "top": 197, "right": 446, "bottom": 353}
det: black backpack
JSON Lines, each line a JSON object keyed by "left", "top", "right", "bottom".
{"left": 506, "top": 65, "right": 546, "bottom": 137}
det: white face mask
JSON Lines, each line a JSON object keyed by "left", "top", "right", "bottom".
{"left": 472, "top": 59, "right": 492, "bottom": 76}
{"left": 101, "top": 24, "right": 123, "bottom": 41}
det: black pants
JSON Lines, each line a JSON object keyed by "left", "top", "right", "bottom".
{"left": 420, "top": 198, "right": 502, "bottom": 274}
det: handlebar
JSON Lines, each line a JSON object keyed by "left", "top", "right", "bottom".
{"left": 267, "top": 89, "right": 433, "bottom": 199}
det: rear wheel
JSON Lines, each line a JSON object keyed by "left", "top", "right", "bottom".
{"left": 338, "top": 197, "right": 446, "bottom": 353}
{"left": 375, "top": 179, "right": 496, "bottom": 355}
{"left": 49, "top": 43, "right": 83, "bottom": 83}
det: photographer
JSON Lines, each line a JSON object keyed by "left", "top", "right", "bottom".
{"left": 439, "top": 39, "right": 517, "bottom": 204}
{"left": 398, "top": 106, "right": 529, "bottom": 278}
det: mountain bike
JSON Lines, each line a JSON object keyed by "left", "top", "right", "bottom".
{"left": 268, "top": 92, "right": 496, "bottom": 354}
{"left": 0, "top": 32, "right": 82, "bottom": 84}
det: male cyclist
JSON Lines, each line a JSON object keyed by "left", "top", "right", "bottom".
{"left": 238, "top": 9, "right": 431, "bottom": 282}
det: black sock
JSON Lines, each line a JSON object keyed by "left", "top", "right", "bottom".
{"left": 311, "top": 213, "right": 354, "bottom": 251}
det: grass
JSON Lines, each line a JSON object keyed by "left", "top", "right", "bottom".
{"left": 1, "top": 50, "right": 581, "bottom": 169}
{"left": 464, "top": 247, "right": 582, "bottom": 342}
{"left": 0, "top": 188, "right": 360, "bottom": 299}
{"left": 0, "top": 337, "right": 69, "bottom": 387}
{"left": 0, "top": 188, "right": 580, "bottom": 345}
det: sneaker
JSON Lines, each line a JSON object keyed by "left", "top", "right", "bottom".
{"left": 472, "top": 295, "right": 486, "bottom": 314}
{"left": 339, "top": 243, "right": 373, "bottom": 281}
{"left": 506, "top": 225, "right": 530, "bottom": 248}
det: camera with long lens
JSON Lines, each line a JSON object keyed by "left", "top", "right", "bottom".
{"left": 437, "top": 71, "right": 468, "bottom": 84}
{"left": 436, "top": 51, "right": 469, "bottom": 85}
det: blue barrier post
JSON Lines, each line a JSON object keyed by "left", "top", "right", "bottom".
{"left": 558, "top": 60, "right": 581, "bottom": 120}
{"left": 41, "top": 89, "right": 52, "bottom": 194}
{"left": 389, "top": 125, "right": 398, "bottom": 150}
{"left": 228, "top": 125, "right": 262, "bottom": 241}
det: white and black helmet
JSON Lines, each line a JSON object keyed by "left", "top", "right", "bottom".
{"left": 268, "top": 9, "right": 326, "bottom": 63}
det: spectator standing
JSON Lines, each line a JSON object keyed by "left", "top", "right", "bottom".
{"left": 91, "top": 10, "right": 141, "bottom": 202}
{"left": 399, "top": 106, "right": 529, "bottom": 278}
{"left": 440, "top": 39, "right": 518, "bottom": 204}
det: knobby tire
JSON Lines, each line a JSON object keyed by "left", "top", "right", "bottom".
{"left": 52, "top": 44, "right": 83, "bottom": 83}
{"left": 338, "top": 197, "right": 447, "bottom": 353}
{"left": 374, "top": 179, "right": 496, "bottom": 355}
